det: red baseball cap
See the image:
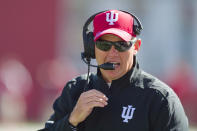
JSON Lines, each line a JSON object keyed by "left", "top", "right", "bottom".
{"left": 93, "top": 10, "right": 135, "bottom": 42}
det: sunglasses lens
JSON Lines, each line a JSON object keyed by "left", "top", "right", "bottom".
{"left": 95, "top": 41, "right": 112, "bottom": 51}
{"left": 114, "top": 42, "right": 131, "bottom": 52}
{"left": 95, "top": 41, "right": 132, "bottom": 52}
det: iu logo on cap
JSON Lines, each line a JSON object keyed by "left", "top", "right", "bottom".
{"left": 121, "top": 105, "right": 136, "bottom": 123}
{"left": 106, "top": 11, "right": 118, "bottom": 25}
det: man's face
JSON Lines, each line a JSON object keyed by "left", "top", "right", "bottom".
{"left": 95, "top": 34, "right": 140, "bottom": 83}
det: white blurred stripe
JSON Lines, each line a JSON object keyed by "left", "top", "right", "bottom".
{"left": 46, "top": 121, "right": 54, "bottom": 124}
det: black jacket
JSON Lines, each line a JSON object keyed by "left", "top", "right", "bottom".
{"left": 40, "top": 60, "right": 188, "bottom": 131}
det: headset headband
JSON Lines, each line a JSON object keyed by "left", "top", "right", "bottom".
{"left": 83, "top": 10, "right": 143, "bottom": 37}
{"left": 82, "top": 10, "right": 143, "bottom": 59}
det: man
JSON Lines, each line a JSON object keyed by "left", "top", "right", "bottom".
{"left": 40, "top": 10, "right": 188, "bottom": 131}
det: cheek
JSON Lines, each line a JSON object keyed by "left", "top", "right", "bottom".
{"left": 120, "top": 50, "right": 134, "bottom": 66}
{"left": 95, "top": 48, "right": 106, "bottom": 64}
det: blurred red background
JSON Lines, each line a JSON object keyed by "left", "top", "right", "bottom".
{"left": 0, "top": 0, "right": 58, "bottom": 121}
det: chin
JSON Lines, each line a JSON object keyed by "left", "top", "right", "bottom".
{"left": 106, "top": 71, "right": 122, "bottom": 80}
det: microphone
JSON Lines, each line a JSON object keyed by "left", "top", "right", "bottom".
{"left": 81, "top": 53, "right": 115, "bottom": 70}
{"left": 98, "top": 62, "right": 115, "bottom": 70}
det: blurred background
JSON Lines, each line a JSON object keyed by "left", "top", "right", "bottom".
{"left": 0, "top": 0, "right": 197, "bottom": 130}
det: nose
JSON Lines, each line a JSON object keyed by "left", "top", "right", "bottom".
{"left": 108, "top": 45, "right": 118, "bottom": 56}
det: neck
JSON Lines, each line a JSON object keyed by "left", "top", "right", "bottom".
{"left": 103, "top": 76, "right": 112, "bottom": 83}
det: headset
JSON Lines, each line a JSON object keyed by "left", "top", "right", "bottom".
{"left": 82, "top": 10, "right": 143, "bottom": 60}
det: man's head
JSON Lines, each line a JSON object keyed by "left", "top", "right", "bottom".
{"left": 93, "top": 10, "right": 141, "bottom": 82}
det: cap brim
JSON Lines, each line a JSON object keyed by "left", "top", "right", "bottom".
{"left": 94, "top": 28, "right": 132, "bottom": 41}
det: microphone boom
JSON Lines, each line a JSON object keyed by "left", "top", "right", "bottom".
{"left": 81, "top": 52, "right": 115, "bottom": 70}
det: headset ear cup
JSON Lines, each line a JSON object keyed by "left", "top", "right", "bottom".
{"left": 87, "top": 32, "right": 95, "bottom": 58}
{"left": 83, "top": 31, "right": 89, "bottom": 58}
{"left": 133, "top": 25, "right": 141, "bottom": 36}
{"left": 83, "top": 32, "right": 95, "bottom": 59}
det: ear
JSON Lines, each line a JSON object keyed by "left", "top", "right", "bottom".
{"left": 133, "top": 39, "right": 141, "bottom": 55}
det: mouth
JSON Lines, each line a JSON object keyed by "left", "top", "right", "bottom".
{"left": 107, "top": 62, "right": 120, "bottom": 68}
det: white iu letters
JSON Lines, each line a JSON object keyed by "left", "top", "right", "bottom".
{"left": 121, "top": 105, "right": 136, "bottom": 123}
{"left": 106, "top": 11, "right": 118, "bottom": 25}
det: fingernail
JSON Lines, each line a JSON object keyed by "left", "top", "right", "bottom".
{"left": 103, "top": 95, "right": 108, "bottom": 100}
{"left": 105, "top": 97, "right": 108, "bottom": 101}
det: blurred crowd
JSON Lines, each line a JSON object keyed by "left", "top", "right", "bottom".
{"left": 0, "top": 0, "right": 197, "bottom": 127}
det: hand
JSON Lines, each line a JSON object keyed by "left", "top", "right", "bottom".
{"left": 68, "top": 89, "right": 108, "bottom": 126}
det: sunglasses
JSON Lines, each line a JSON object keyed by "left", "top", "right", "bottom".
{"left": 95, "top": 38, "right": 137, "bottom": 52}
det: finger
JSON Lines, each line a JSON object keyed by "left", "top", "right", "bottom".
{"left": 84, "top": 96, "right": 108, "bottom": 105}
{"left": 83, "top": 89, "right": 108, "bottom": 100}
{"left": 84, "top": 89, "right": 106, "bottom": 97}
{"left": 86, "top": 101, "right": 107, "bottom": 108}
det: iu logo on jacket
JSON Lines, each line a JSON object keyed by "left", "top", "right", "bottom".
{"left": 121, "top": 105, "right": 136, "bottom": 123}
